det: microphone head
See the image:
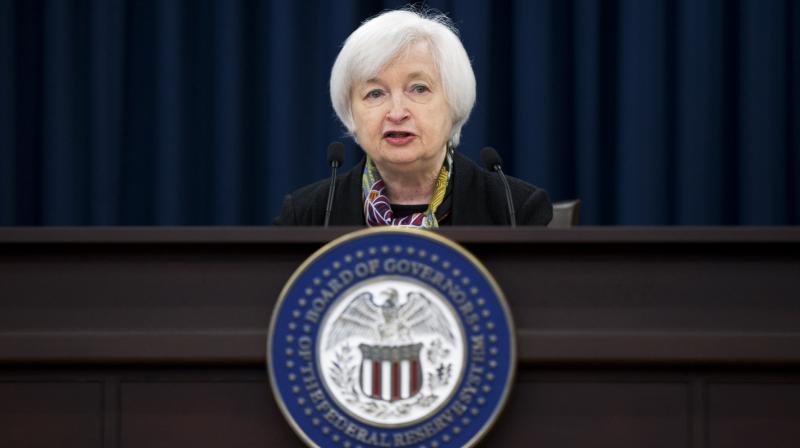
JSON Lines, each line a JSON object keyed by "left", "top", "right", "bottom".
{"left": 326, "top": 142, "right": 345, "bottom": 166}
{"left": 480, "top": 146, "right": 503, "bottom": 170}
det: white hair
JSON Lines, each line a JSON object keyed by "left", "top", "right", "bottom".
{"left": 329, "top": 9, "right": 476, "bottom": 147}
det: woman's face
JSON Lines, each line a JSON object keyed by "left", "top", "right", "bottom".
{"left": 350, "top": 42, "right": 452, "bottom": 175}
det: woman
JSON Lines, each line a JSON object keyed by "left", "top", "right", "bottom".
{"left": 274, "top": 9, "right": 552, "bottom": 226}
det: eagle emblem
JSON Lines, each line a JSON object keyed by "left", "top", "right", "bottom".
{"left": 325, "top": 288, "right": 455, "bottom": 350}
{"left": 325, "top": 288, "right": 455, "bottom": 404}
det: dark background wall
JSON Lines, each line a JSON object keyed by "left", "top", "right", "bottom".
{"left": 0, "top": 0, "right": 798, "bottom": 226}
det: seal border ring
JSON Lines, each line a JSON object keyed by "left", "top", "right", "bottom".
{"left": 267, "top": 227, "right": 517, "bottom": 448}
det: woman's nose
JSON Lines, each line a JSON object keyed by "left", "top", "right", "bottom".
{"left": 386, "top": 95, "right": 410, "bottom": 123}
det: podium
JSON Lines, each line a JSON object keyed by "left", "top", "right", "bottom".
{"left": 1, "top": 227, "right": 799, "bottom": 447}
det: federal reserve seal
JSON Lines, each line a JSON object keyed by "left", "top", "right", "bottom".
{"left": 268, "top": 228, "right": 515, "bottom": 447}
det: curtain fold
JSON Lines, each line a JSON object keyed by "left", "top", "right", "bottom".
{"left": 739, "top": 0, "right": 790, "bottom": 224}
{"left": 0, "top": 0, "right": 15, "bottom": 223}
{"left": 1, "top": 0, "right": 797, "bottom": 225}
{"left": 676, "top": 0, "right": 724, "bottom": 224}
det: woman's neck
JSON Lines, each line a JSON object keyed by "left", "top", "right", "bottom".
{"left": 374, "top": 151, "right": 447, "bottom": 205}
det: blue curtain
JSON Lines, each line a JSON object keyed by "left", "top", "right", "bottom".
{"left": 1, "top": 0, "right": 798, "bottom": 225}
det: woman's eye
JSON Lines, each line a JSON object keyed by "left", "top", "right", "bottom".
{"left": 411, "top": 84, "right": 430, "bottom": 94}
{"left": 366, "top": 89, "right": 384, "bottom": 99}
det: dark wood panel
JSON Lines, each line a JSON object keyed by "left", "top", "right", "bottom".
{"left": 0, "top": 228, "right": 798, "bottom": 447}
{"left": 489, "top": 252, "right": 800, "bottom": 332}
{"left": 0, "top": 367, "right": 798, "bottom": 448}
{"left": 0, "top": 382, "right": 104, "bottom": 447}
{"left": 0, "top": 251, "right": 293, "bottom": 332}
{"left": 119, "top": 381, "right": 300, "bottom": 448}
{"left": 482, "top": 379, "right": 690, "bottom": 448}
{"left": 516, "top": 331, "right": 800, "bottom": 365}
{"left": 1, "top": 228, "right": 798, "bottom": 365}
{"left": 708, "top": 383, "right": 800, "bottom": 448}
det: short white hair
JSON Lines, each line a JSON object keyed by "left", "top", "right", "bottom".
{"left": 330, "top": 9, "right": 476, "bottom": 147}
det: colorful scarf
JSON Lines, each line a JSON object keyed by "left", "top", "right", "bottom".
{"left": 362, "top": 153, "right": 452, "bottom": 228}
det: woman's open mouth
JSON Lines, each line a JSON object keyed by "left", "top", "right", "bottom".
{"left": 383, "top": 131, "right": 416, "bottom": 145}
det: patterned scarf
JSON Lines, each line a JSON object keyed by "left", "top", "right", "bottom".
{"left": 362, "top": 152, "right": 453, "bottom": 228}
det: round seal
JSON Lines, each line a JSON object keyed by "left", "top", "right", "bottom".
{"left": 268, "top": 228, "right": 515, "bottom": 448}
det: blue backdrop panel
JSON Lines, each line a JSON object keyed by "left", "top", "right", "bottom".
{"left": 0, "top": 0, "right": 798, "bottom": 225}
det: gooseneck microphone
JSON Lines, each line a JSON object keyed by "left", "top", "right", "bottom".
{"left": 480, "top": 147, "right": 516, "bottom": 227}
{"left": 324, "top": 142, "right": 345, "bottom": 227}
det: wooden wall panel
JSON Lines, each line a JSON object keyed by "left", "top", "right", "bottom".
{"left": 708, "top": 383, "right": 800, "bottom": 448}
{"left": 0, "top": 368, "right": 799, "bottom": 448}
{"left": 0, "top": 382, "right": 104, "bottom": 447}
{"left": 482, "top": 372, "right": 690, "bottom": 448}
{"left": 0, "top": 228, "right": 798, "bottom": 447}
{"left": 119, "top": 381, "right": 298, "bottom": 448}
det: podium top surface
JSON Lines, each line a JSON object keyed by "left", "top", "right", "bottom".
{"left": 2, "top": 226, "right": 799, "bottom": 244}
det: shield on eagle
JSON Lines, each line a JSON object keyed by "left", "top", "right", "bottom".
{"left": 359, "top": 343, "right": 423, "bottom": 402}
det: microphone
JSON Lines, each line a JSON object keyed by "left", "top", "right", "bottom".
{"left": 480, "top": 147, "right": 516, "bottom": 227}
{"left": 324, "top": 142, "right": 345, "bottom": 227}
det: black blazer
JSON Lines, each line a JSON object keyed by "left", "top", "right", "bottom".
{"left": 273, "top": 152, "right": 552, "bottom": 226}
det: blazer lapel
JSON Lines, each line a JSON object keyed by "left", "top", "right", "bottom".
{"left": 450, "top": 152, "right": 495, "bottom": 225}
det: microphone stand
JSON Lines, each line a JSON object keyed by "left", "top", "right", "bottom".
{"left": 324, "top": 142, "right": 345, "bottom": 227}
{"left": 480, "top": 147, "right": 517, "bottom": 227}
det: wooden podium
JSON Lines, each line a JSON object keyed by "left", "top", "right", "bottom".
{"left": 1, "top": 228, "right": 799, "bottom": 447}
